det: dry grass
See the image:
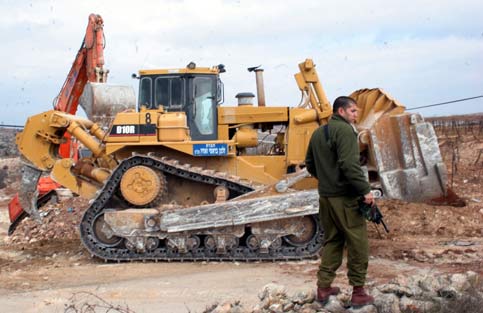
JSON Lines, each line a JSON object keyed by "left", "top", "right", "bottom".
{"left": 64, "top": 291, "right": 136, "bottom": 313}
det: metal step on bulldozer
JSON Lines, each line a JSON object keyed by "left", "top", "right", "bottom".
{"left": 13, "top": 55, "right": 447, "bottom": 262}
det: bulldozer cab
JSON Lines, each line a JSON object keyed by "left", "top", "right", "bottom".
{"left": 136, "top": 64, "right": 224, "bottom": 141}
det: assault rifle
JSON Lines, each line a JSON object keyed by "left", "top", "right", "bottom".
{"left": 357, "top": 199, "right": 389, "bottom": 233}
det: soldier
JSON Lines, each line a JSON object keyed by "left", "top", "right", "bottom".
{"left": 305, "top": 96, "right": 375, "bottom": 307}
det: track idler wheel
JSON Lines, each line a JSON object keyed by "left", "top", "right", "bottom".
{"left": 283, "top": 216, "right": 317, "bottom": 247}
{"left": 120, "top": 165, "right": 167, "bottom": 207}
{"left": 92, "top": 213, "right": 123, "bottom": 248}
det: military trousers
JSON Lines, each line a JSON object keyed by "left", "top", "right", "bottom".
{"left": 317, "top": 196, "right": 368, "bottom": 287}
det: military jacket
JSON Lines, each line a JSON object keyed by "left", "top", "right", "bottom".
{"left": 305, "top": 114, "right": 371, "bottom": 197}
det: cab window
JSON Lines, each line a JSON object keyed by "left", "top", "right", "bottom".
{"left": 139, "top": 77, "right": 152, "bottom": 108}
{"left": 155, "top": 77, "right": 184, "bottom": 110}
{"left": 193, "top": 77, "right": 215, "bottom": 135}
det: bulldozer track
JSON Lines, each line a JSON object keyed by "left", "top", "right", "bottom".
{"left": 80, "top": 155, "right": 324, "bottom": 262}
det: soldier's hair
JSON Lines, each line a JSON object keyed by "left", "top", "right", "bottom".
{"left": 333, "top": 96, "right": 356, "bottom": 113}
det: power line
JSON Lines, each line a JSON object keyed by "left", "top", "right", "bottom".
{"left": 0, "top": 124, "right": 24, "bottom": 129}
{"left": 406, "top": 95, "right": 483, "bottom": 111}
{"left": 1, "top": 95, "right": 482, "bottom": 127}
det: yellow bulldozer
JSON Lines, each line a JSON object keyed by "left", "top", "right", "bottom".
{"left": 14, "top": 58, "right": 447, "bottom": 261}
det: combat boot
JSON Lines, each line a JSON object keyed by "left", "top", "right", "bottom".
{"left": 316, "top": 286, "right": 340, "bottom": 304}
{"left": 351, "top": 286, "right": 374, "bottom": 308}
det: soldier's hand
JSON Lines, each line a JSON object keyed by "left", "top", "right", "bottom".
{"left": 363, "top": 192, "right": 374, "bottom": 206}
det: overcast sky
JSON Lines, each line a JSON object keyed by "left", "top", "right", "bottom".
{"left": 1, "top": 0, "right": 482, "bottom": 125}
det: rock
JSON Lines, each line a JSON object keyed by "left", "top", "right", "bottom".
{"left": 258, "top": 283, "right": 287, "bottom": 301}
{"left": 268, "top": 303, "right": 283, "bottom": 313}
{"left": 399, "top": 296, "right": 435, "bottom": 313}
{"left": 213, "top": 301, "right": 247, "bottom": 313}
{"left": 304, "top": 301, "right": 323, "bottom": 311}
{"left": 449, "top": 273, "right": 471, "bottom": 292}
{"left": 291, "top": 289, "right": 315, "bottom": 305}
{"left": 211, "top": 301, "right": 234, "bottom": 313}
{"left": 282, "top": 302, "right": 294, "bottom": 311}
{"left": 419, "top": 275, "right": 443, "bottom": 297}
{"left": 251, "top": 303, "right": 262, "bottom": 313}
{"left": 219, "top": 272, "right": 483, "bottom": 313}
{"left": 391, "top": 274, "right": 409, "bottom": 287}
{"left": 465, "top": 271, "right": 479, "bottom": 286}
{"left": 323, "top": 296, "right": 345, "bottom": 313}
{"left": 299, "top": 303, "right": 317, "bottom": 313}
{"left": 259, "top": 297, "right": 271, "bottom": 310}
{"left": 378, "top": 283, "right": 414, "bottom": 297}
{"left": 230, "top": 304, "right": 246, "bottom": 313}
{"left": 373, "top": 292, "right": 400, "bottom": 313}
{"left": 347, "top": 304, "right": 377, "bottom": 313}
{"left": 438, "top": 287, "right": 458, "bottom": 300}
{"left": 336, "top": 290, "right": 352, "bottom": 304}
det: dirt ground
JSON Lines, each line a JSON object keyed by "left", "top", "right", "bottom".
{"left": 0, "top": 128, "right": 482, "bottom": 312}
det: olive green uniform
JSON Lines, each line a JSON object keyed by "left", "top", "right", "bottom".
{"left": 305, "top": 114, "right": 371, "bottom": 287}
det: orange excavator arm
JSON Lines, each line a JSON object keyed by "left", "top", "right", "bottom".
{"left": 54, "top": 13, "right": 108, "bottom": 115}
{"left": 54, "top": 13, "right": 108, "bottom": 159}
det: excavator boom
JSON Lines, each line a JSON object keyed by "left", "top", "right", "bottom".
{"left": 54, "top": 14, "right": 107, "bottom": 115}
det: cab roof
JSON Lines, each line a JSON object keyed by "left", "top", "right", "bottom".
{"left": 139, "top": 65, "right": 221, "bottom": 76}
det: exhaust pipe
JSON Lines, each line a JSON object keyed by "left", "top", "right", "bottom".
{"left": 254, "top": 69, "right": 266, "bottom": 107}
{"left": 247, "top": 66, "right": 266, "bottom": 107}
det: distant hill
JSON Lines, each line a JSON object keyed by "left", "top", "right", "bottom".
{"left": 0, "top": 128, "right": 21, "bottom": 157}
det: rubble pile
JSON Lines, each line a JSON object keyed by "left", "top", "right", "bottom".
{"left": 6, "top": 196, "right": 89, "bottom": 244}
{"left": 204, "top": 271, "right": 481, "bottom": 313}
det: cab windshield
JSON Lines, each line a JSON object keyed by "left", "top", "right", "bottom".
{"left": 193, "top": 77, "right": 215, "bottom": 136}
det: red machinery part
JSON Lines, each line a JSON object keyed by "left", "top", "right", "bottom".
{"left": 8, "top": 194, "right": 23, "bottom": 224}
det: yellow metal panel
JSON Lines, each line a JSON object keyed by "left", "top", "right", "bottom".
{"left": 106, "top": 112, "right": 140, "bottom": 143}
{"left": 217, "top": 124, "right": 229, "bottom": 140}
{"left": 293, "top": 177, "right": 318, "bottom": 190}
{"left": 139, "top": 135, "right": 157, "bottom": 142}
{"left": 349, "top": 88, "right": 406, "bottom": 130}
{"left": 16, "top": 111, "right": 60, "bottom": 170}
{"left": 287, "top": 108, "right": 319, "bottom": 164}
{"left": 51, "top": 159, "right": 98, "bottom": 198}
{"left": 218, "top": 106, "right": 288, "bottom": 124}
{"left": 236, "top": 156, "right": 287, "bottom": 184}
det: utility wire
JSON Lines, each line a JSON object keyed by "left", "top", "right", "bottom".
{"left": 407, "top": 95, "right": 483, "bottom": 111}
{"left": 0, "top": 124, "right": 24, "bottom": 129}
{"left": 1, "top": 95, "right": 482, "bottom": 127}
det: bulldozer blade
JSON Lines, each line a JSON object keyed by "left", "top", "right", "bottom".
{"left": 351, "top": 88, "right": 448, "bottom": 202}
{"left": 18, "top": 163, "right": 43, "bottom": 222}
{"left": 368, "top": 113, "right": 447, "bottom": 202}
{"left": 8, "top": 189, "right": 56, "bottom": 235}
{"left": 79, "top": 82, "right": 136, "bottom": 128}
